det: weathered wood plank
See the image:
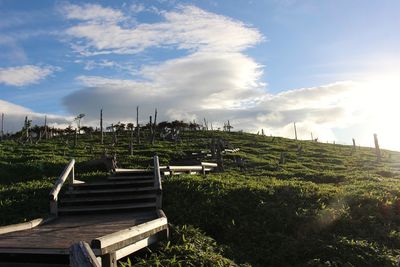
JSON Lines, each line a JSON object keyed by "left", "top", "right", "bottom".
{"left": 0, "top": 217, "right": 55, "bottom": 235}
{"left": 92, "top": 217, "right": 168, "bottom": 254}
{"left": 70, "top": 241, "right": 101, "bottom": 267}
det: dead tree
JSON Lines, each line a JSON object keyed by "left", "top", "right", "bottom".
{"left": 374, "top": 133, "right": 381, "bottom": 162}
{"left": 1, "top": 113, "right": 4, "bottom": 140}
{"left": 151, "top": 109, "right": 157, "bottom": 145}
{"left": 44, "top": 115, "right": 48, "bottom": 140}
{"left": 136, "top": 106, "right": 140, "bottom": 144}
{"left": 100, "top": 109, "right": 104, "bottom": 145}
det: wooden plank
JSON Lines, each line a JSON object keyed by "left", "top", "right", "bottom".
{"left": 60, "top": 193, "right": 157, "bottom": 203}
{"left": 153, "top": 156, "right": 162, "bottom": 209}
{"left": 0, "top": 217, "right": 55, "bottom": 235}
{"left": 107, "top": 175, "right": 154, "bottom": 180}
{"left": 65, "top": 186, "right": 156, "bottom": 195}
{"left": 69, "top": 241, "right": 101, "bottom": 267}
{"left": 0, "top": 213, "right": 157, "bottom": 251}
{"left": 49, "top": 159, "right": 75, "bottom": 201}
{"left": 114, "top": 168, "right": 151, "bottom": 173}
{"left": 201, "top": 162, "right": 218, "bottom": 168}
{"left": 168, "top": 166, "right": 203, "bottom": 171}
{"left": 59, "top": 202, "right": 156, "bottom": 213}
{"left": 71, "top": 180, "right": 154, "bottom": 187}
{"left": 92, "top": 217, "right": 168, "bottom": 254}
{"left": 115, "top": 235, "right": 158, "bottom": 260}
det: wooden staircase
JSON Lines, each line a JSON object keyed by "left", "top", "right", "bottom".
{"left": 0, "top": 156, "right": 168, "bottom": 267}
{"left": 59, "top": 178, "right": 158, "bottom": 215}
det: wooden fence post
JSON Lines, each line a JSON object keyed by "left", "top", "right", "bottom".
{"left": 352, "top": 138, "right": 356, "bottom": 149}
{"left": 136, "top": 106, "right": 140, "bottom": 144}
{"left": 294, "top": 122, "right": 298, "bottom": 140}
{"left": 100, "top": 109, "right": 103, "bottom": 145}
{"left": 1, "top": 113, "right": 3, "bottom": 140}
{"left": 374, "top": 133, "right": 381, "bottom": 162}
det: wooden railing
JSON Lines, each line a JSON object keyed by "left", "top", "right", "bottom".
{"left": 49, "top": 159, "right": 75, "bottom": 216}
{"left": 70, "top": 241, "right": 101, "bottom": 267}
{"left": 162, "top": 162, "right": 218, "bottom": 176}
{"left": 153, "top": 155, "right": 162, "bottom": 209}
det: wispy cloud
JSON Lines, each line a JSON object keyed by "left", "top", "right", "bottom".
{"left": 61, "top": 3, "right": 263, "bottom": 55}
{"left": 0, "top": 65, "right": 60, "bottom": 87}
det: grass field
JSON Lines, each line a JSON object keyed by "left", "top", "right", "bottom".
{"left": 1, "top": 130, "right": 400, "bottom": 266}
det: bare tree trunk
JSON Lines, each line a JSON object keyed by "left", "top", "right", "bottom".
{"left": 1, "top": 113, "right": 3, "bottom": 140}
{"left": 374, "top": 133, "right": 381, "bottom": 162}
{"left": 294, "top": 122, "right": 298, "bottom": 140}
{"left": 129, "top": 124, "right": 133, "bottom": 156}
{"left": 151, "top": 109, "right": 157, "bottom": 145}
{"left": 44, "top": 115, "right": 48, "bottom": 140}
{"left": 136, "top": 106, "right": 140, "bottom": 144}
{"left": 100, "top": 109, "right": 103, "bottom": 145}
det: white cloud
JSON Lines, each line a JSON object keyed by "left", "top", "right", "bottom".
{"left": 62, "top": 4, "right": 263, "bottom": 55}
{"left": 0, "top": 99, "right": 72, "bottom": 133}
{"left": 60, "top": 3, "right": 124, "bottom": 23}
{"left": 130, "top": 3, "right": 145, "bottom": 13}
{"left": 0, "top": 65, "right": 59, "bottom": 87}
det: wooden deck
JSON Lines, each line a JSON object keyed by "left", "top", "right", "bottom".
{"left": 0, "top": 212, "right": 156, "bottom": 255}
{"left": 0, "top": 156, "right": 168, "bottom": 267}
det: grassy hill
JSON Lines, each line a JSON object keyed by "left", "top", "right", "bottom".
{"left": 1, "top": 130, "right": 400, "bottom": 266}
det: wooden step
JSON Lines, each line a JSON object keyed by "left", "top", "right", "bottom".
{"left": 60, "top": 193, "right": 157, "bottom": 204}
{"left": 113, "top": 168, "right": 152, "bottom": 174}
{"left": 108, "top": 175, "right": 154, "bottom": 181}
{"left": 58, "top": 202, "right": 156, "bottom": 213}
{"left": 65, "top": 186, "right": 157, "bottom": 195}
{"left": 70, "top": 180, "right": 154, "bottom": 188}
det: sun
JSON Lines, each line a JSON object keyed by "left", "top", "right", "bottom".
{"left": 354, "top": 73, "right": 400, "bottom": 151}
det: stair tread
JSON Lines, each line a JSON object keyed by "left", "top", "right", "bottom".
{"left": 60, "top": 193, "right": 157, "bottom": 203}
{"left": 59, "top": 202, "right": 156, "bottom": 212}
{"left": 108, "top": 175, "right": 154, "bottom": 180}
{"left": 71, "top": 180, "right": 154, "bottom": 187}
{"left": 65, "top": 186, "right": 157, "bottom": 195}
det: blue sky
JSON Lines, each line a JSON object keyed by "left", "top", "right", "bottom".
{"left": 1, "top": 0, "right": 400, "bottom": 150}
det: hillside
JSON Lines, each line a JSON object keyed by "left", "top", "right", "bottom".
{"left": 1, "top": 130, "right": 400, "bottom": 266}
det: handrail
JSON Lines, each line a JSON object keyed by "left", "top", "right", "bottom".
{"left": 153, "top": 156, "right": 162, "bottom": 209}
{"left": 49, "top": 159, "right": 75, "bottom": 216}
{"left": 70, "top": 241, "right": 101, "bottom": 267}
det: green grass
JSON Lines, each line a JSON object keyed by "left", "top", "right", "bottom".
{"left": 1, "top": 130, "right": 400, "bottom": 266}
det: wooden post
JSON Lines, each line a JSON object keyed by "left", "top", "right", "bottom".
{"left": 102, "top": 252, "right": 117, "bottom": 267}
{"left": 151, "top": 109, "right": 157, "bottom": 145}
{"left": 352, "top": 138, "right": 356, "bottom": 149}
{"left": 129, "top": 123, "right": 133, "bottom": 156}
{"left": 1, "top": 113, "right": 3, "bottom": 140}
{"left": 136, "top": 106, "right": 140, "bottom": 144}
{"left": 74, "top": 129, "right": 77, "bottom": 147}
{"left": 100, "top": 109, "right": 103, "bottom": 145}
{"left": 311, "top": 132, "right": 313, "bottom": 141}
{"left": 44, "top": 115, "right": 48, "bottom": 140}
{"left": 294, "top": 122, "right": 298, "bottom": 140}
{"left": 153, "top": 155, "right": 162, "bottom": 209}
{"left": 374, "top": 133, "right": 381, "bottom": 162}
{"left": 149, "top": 115, "right": 153, "bottom": 136}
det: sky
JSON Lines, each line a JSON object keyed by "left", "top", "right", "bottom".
{"left": 1, "top": 0, "right": 400, "bottom": 150}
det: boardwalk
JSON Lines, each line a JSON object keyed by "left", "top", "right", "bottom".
{"left": 0, "top": 156, "right": 168, "bottom": 267}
